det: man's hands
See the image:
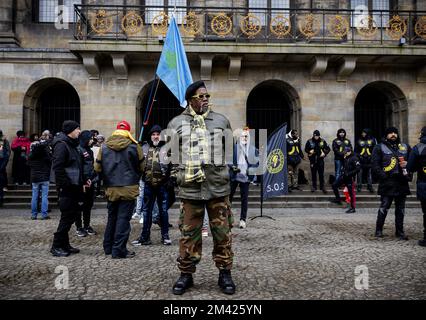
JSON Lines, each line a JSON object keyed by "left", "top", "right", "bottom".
{"left": 83, "top": 179, "right": 92, "bottom": 193}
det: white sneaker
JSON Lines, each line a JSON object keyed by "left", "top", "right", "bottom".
{"left": 239, "top": 220, "right": 246, "bottom": 229}
{"left": 139, "top": 216, "right": 144, "bottom": 224}
{"left": 132, "top": 213, "right": 141, "bottom": 220}
{"left": 202, "top": 228, "right": 208, "bottom": 237}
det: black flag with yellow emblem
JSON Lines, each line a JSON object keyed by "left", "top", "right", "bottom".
{"left": 262, "top": 123, "right": 288, "bottom": 199}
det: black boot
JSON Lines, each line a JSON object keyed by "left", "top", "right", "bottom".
{"left": 172, "top": 273, "right": 193, "bottom": 295}
{"left": 418, "top": 238, "right": 426, "bottom": 247}
{"left": 218, "top": 270, "right": 236, "bottom": 295}
{"left": 395, "top": 231, "right": 408, "bottom": 240}
{"left": 375, "top": 209, "right": 386, "bottom": 238}
{"left": 50, "top": 247, "right": 70, "bottom": 257}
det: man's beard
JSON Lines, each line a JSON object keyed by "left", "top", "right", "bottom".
{"left": 153, "top": 140, "right": 159, "bottom": 146}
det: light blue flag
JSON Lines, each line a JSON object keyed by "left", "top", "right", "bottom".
{"left": 156, "top": 16, "right": 193, "bottom": 107}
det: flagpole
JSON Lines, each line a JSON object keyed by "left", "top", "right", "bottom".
{"left": 251, "top": 161, "right": 275, "bottom": 222}
{"left": 139, "top": 74, "right": 159, "bottom": 142}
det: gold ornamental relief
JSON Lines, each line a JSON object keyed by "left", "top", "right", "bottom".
{"left": 90, "top": 9, "right": 114, "bottom": 35}
{"left": 385, "top": 15, "right": 407, "bottom": 40}
{"left": 121, "top": 11, "right": 143, "bottom": 35}
{"left": 270, "top": 15, "right": 291, "bottom": 38}
{"left": 76, "top": 18, "right": 83, "bottom": 39}
{"left": 327, "top": 15, "right": 349, "bottom": 39}
{"left": 211, "top": 13, "right": 233, "bottom": 37}
{"left": 414, "top": 16, "right": 426, "bottom": 40}
{"left": 240, "top": 13, "right": 262, "bottom": 38}
{"left": 298, "top": 14, "right": 320, "bottom": 38}
{"left": 152, "top": 12, "right": 169, "bottom": 36}
{"left": 356, "top": 15, "right": 378, "bottom": 38}
{"left": 182, "top": 11, "right": 202, "bottom": 36}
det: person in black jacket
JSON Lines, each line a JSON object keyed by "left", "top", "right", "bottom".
{"left": 50, "top": 120, "right": 86, "bottom": 257}
{"left": 28, "top": 134, "right": 52, "bottom": 219}
{"left": 372, "top": 127, "right": 411, "bottom": 240}
{"left": 407, "top": 126, "right": 426, "bottom": 247}
{"left": 286, "top": 129, "right": 304, "bottom": 191}
{"left": 305, "top": 130, "right": 331, "bottom": 193}
{"left": 0, "top": 129, "right": 10, "bottom": 207}
{"left": 330, "top": 146, "right": 361, "bottom": 213}
{"left": 355, "top": 128, "right": 376, "bottom": 193}
{"left": 74, "top": 130, "right": 97, "bottom": 237}
{"left": 332, "top": 128, "right": 352, "bottom": 183}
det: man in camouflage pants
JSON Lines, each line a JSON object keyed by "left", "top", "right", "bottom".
{"left": 167, "top": 80, "right": 236, "bottom": 295}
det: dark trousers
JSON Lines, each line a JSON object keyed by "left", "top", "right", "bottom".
{"left": 422, "top": 200, "right": 426, "bottom": 239}
{"left": 75, "top": 186, "right": 94, "bottom": 229}
{"left": 376, "top": 195, "right": 406, "bottom": 235}
{"left": 357, "top": 165, "right": 372, "bottom": 189}
{"left": 333, "top": 176, "right": 356, "bottom": 209}
{"left": 52, "top": 196, "right": 81, "bottom": 249}
{"left": 140, "top": 184, "right": 169, "bottom": 241}
{"left": 229, "top": 180, "right": 250, "bottom": 221}
{"left": 310, "top": 160, "right": 325, "bottom": 189}
{"left": 0, "top": 165, "right": 5, "bottom": 203}
{"left": 104, "top": 200, "right": 135, "bottom": 257}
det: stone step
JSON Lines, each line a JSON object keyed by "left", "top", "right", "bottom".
{"left": 2, "top": 194, "right": 418, "bottom": 203}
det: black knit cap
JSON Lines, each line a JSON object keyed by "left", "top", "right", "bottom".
{"left": 148, "top": 124, "right": 162, "bottom": 135}
{"left": 384, "top": 126, "right": 399, "bottom": 136}
{"left": 185, "top": 80, "right": 206, "bottom": 101}
{"left": 62, "top": 120, "right": 80, "bottom": 135}
{"left": 313, "top": 130, "right": 320, "bottom": 136}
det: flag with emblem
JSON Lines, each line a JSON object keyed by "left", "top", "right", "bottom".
{"left": 262, "top": 123, "right": 288, "bottom": 199}
{"left": 156, "top": 15, "right": 193, "bottom": 107}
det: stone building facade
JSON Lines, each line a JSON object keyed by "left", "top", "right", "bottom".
{"left": 1, "top": 0, "right": 425, "bottom": 177}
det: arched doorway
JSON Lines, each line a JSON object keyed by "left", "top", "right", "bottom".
{"left": 23, "top": 78, "right": 80, "bottom": 135}
{"left": 354, "top": 81, "right": 408, "bottom": 142}
{"left": 136, "top": 80, "right": 182, "bottom": 142}
{"left": 246, "top": 80, "right": 301, "bottom": 138}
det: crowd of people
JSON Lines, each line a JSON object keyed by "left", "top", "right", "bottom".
{"left": 0, "top": 81, "right": 425, "bottom": 296}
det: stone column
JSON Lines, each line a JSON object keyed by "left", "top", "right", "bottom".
{"left": 0, "top": 0, "right": 19, "bottom": 47}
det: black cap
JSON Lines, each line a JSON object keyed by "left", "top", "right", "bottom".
{"left": 384, "top": 126, "right": 399, "bottom": 136}
{"left": 185, "top": 80, "right": 206, "bottom": 101}
{"left": 62, "top": 120, "right": 80, "bottom": 135}
{"left": 148, "top": 125, "right": 162, "bottom": 135}
{"left": 313, "top": 130, "right": 320, "bottom": 136}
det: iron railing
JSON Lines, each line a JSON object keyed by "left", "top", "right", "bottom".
{"left": 73, "top": 5, "right": 426, "bottom": 45}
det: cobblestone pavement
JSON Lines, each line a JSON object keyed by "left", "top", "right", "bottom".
{"left": 0, "top": 207, "right": 425, "bottom": 300}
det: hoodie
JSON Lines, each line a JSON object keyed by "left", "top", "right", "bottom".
{"left": 95, "top": 134, "right": 144, "bottom": 201}
{"left": 355, "top": 128, "right": 377, "bottom": 164}
{"left": 78, "top": 130, "right": 96, "bottom": 182}
{"left": 332, "top": 129, "right": 352, "bottom": 161}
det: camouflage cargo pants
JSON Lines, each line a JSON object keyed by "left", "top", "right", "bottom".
{"left": 177, "top": 196, "right": 234, "bottom": 273}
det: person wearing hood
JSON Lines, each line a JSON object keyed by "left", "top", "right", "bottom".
{"left": 27, "top": 130, "right": 52, "bottom": 219}
{"left": 131, "top": 124, "right": 172, "bottom": 246}
{"left": 355, "top": 128, "right": 376, "bottom": 193}
{"left": 330, "top": 146, "right": 361, "bottom": 213}
{"left": 332, "top": 128, "right": 352, "bottom": 182}
{"left": 372, "top": 126, "right": 411, "bottom": 240}
{"left": 286, "top": 129, "right": 304, "bottom": 191}
{"left": 304, "top": 130, "right": 331, "bottom": 193}
{"left": 407, "top": 126, "right": 426, "bottom": 247}
{"left": 0, "top": 129, "right": 10, "bottom": 206}
{"left": 95, "top": 120, "right": 144, "bottom": 259}
{"left": 74, "top": 130, "right": 97, "bottom": 237}
{"left": 229, "top": 127, "right": 259, "bottom": 229}
{"left": 50, "top": 120, "right": 84, "bottom": 257}
{"left": 11, "top": 130, "right": 31, "bottom": 185}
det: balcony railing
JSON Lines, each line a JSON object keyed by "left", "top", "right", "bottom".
{"left": 73, "top": 5, "right": 426, "bottom": 45}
